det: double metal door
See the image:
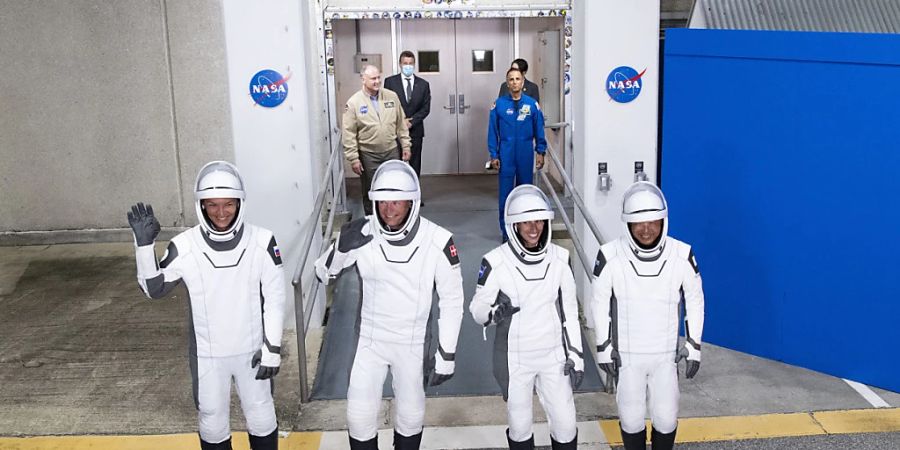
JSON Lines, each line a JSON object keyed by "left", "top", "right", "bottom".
{"left": 401, "top": 19, "right": 512, "bottom": 174}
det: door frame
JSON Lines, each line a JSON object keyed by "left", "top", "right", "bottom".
{"left": 318, "top": 3, "right": 574, "bottom": 181}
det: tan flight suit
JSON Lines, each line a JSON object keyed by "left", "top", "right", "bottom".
{"left": 342, "top": 88, "right": 412, "bottom": 215}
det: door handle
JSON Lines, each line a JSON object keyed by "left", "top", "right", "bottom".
{"left": 458, "top": 94, "right": 471, "bottom": 114}
{"left": 443, "top": 94, "right": 456, "bottom": 114}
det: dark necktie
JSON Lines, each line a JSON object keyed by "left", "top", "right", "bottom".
{"left": 405, "top": 78, "right": 413, "bottom": 102}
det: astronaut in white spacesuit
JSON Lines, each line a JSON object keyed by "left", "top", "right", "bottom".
{"left": 127, "top": 161, "right": 285, "bottom": 450}
{"left": 590, "top": 181, "right": 705, "bottom": 450}
{"left": 469, "top": 184, "right": 583, "bottom": 450}
{"left": 315, "top": 160, "right": 464, "bottom": 450}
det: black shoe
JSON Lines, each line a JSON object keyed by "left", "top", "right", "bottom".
{"left": 651, "top": 427, "right": 676, "bottom": 450}
{"left": 506, "top": 428, "right": 535, "bottom": 450}
{"left": 550, "top": 431, "right": 577, "bottom": 450}
{"left": 393, "top": 430, "right": 423, "bottom": 450}
{"left": 200, "top": 437, "right": 233, "bottom": 450}
{"left": 620, "top": 426, "right": 647, "bottom": 450}
{"left": 349, "top": 434, "right": 379, "bottom": 450}
{"left": 249, "top": 428, "right": 278, "bottom": 450}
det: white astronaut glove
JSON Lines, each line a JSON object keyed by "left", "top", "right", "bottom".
{"left": 563, "top": 354, "right": 585, "bottom": 390}
{"left": 425, "top": 348, "right": 455, "bottom": 387}
{"left": 251, "top": 347, "right": 281, "bottom": 380}
{"left": 675, "top": 341, "right": 701, "bottom": 379}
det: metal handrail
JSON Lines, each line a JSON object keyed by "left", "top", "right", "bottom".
{"left": 538, "top": 127, "right": 614, "bottom": 393}
{"left": 290, "top": 137, "right": 345, "bottom": 403}
{"left": 537, "top": 128, "right": 607, "bottom": 277}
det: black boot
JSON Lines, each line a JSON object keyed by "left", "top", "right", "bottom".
{"left": 249, "top": 428, "right": 278, "bottom": 450}
{"left": 200, "top": 437, "right": 233, "bottom": 450}
{"left": 349, "top": 434, "right": 379, "bottom": 450}
{"left": 393, "top": 430, "right": 423, "bottom": 450}
{"left": 620, "top": 426, "right": 647, "bottom": 450}
{"left": 506, "top": 428, "right": 535, "bottom": 450}
{"left": 651, "top": 427, "right": 676, "bottom": 450}
{"left": 550, "top": 431, "right": 577, "bottom": 450}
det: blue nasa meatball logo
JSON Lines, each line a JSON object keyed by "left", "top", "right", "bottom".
{"left": 249, "top": 69, "right": 289, "bottom": 108}
{"left": 606, "top": 66, "right": 646, "bottom": 104}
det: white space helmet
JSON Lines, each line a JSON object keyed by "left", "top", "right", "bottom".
{"left": 368, "top": 160, "right": 421, "bottom": 242}
{"left": 505, "top": 184, "right": 555, "bottom": 263}
{"left": 621, "top": 181, "right": 668, "bottom": 257}
{"left": 194, "top": 161, "right": 246, "bottom": 242}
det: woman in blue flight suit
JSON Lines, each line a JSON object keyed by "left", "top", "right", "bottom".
{"left": 488, "top": 68, "right": 547, "bottom": 241}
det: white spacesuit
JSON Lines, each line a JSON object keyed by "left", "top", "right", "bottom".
{"left": 128, "top": 161, "right": 285, "bottom": 450}
{"left": 469, "top": 184, "right": 583, "bottom": 450}
{"left": 315, "top": 160, "right": 464, "bottom": 450}
{"left": 590, "top": 181, "right": 704, "bottom": 450}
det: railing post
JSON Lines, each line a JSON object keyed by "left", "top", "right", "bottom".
{"left": 294, "top": 281, "right": 310, "bottom": 403}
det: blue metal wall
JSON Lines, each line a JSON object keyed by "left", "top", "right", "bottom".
{"left": 662, "top": 29, "right": 900, "bottom": 392}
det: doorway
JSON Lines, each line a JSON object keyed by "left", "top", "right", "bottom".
{"left": 400, "top": 19, "right": 512, "bottom": 174}
{"left": 329, "top": 16, "right": 564, "bottom": 176}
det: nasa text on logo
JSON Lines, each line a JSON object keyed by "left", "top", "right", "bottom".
{"left": 606, "top": 66, "right": 646, "bottom": 104}
{"left": 249, "top": 69, "right": 290, "bottom": 108}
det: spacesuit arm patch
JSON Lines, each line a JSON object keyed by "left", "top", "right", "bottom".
{"left": 144, "top": 274, "right": 181, "bottom": 299}
{"left": 267, "top": 236, "right": 283, "bottom": 266}
{"left": 688, "top": 249, "right": 700, "bottom": 274}
{"left": 443, "top": 237, "right": 460, "bottom": 266}
{"left": 476, "top": 258, "right": 492, "bottom": 286}
{"left": 593, "top": 249, "right": 607, "bottom": 277}
{"left": 438, "top": 345, "right": 456, "bottom": 361}
{"left": 159, "top": 241, "right": 178, "bottom": 269}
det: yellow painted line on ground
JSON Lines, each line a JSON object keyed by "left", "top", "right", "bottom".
{"left": 0, "top": 431, "right": 322, "bottom": 450}
{"left": 813, "top": 407, "right": 900, "bottom": 434}
{"left": 600, "top": 408, "right": 900, "bottom": 445}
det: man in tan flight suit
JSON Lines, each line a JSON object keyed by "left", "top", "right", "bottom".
{"left": 342, "top": 64, "right": 412, "bottom": 215}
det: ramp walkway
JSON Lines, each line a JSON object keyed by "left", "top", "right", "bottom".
{"left": 310, "top": 174, "right": 604, "bottom": 400}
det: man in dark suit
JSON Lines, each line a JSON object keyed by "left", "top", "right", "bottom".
{"left": 498, "top": 58, "right": 540, "bottom": 104}
{"left": 385, "top": 50, "right": 432, "bottom": 180}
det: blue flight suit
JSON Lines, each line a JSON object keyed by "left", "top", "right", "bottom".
{"left": 488, "top": 93, "right": 547, "bottom": 240}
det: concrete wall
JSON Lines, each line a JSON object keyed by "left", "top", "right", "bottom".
{"left": 0, "top": 0, "right": 232, "bottom": 240}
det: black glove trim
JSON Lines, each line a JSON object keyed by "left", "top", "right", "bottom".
{"left": 438, "top": 345, "right": 455, "bottom": 361}
{"left": 263, "top": 337, "right": 281, "bottom": 354}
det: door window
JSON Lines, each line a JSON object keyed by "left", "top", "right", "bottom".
{"left": 418, "top": 51, "right": 440, "bottom": 72}
{"left": 471, "top": 50, "right": 494, "bottom": 72}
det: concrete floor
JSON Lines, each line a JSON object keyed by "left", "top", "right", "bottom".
{"left": 0, "top": 175, "right": 897, "bottom": 449}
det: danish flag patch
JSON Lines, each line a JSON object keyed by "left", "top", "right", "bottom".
{"left": 443, "top": 238, "right": 460, "bottom": 266}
